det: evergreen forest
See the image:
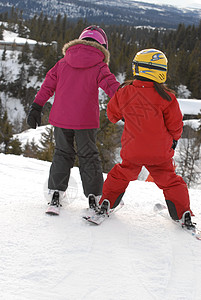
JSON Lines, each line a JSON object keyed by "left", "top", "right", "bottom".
{"left": 1, "top": 8, "right": 201, "bottom": 97}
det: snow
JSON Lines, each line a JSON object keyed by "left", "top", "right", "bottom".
{"left": 0, "top": 47, "right": 43, "bottom": 129}
{"left": 0, "top": 153, "right": 201, "bottom": 300}
{"left": 0, "top": 29, "right": 45, "bottom": 129}
{"left": 14, "top": 125, "right": 53, "bottom": 148}
{"left": 132, "top": 0, "right": 201, "bottom": 9}
{"left": 1, "top": 92, "right": 26, "bottom": 125}
{"left": 178, "top": 99, "right": 201, "bottom": 116}
{"left": 177, "top": 84, "right": 191, "bottom": 99}
{"left": 2, "top": 30, "right": 38, "bottom": 45}
{"left": 183, "top": 119, "right": 200, "bottom": 130}
{"left": 0, "top": 28, "right": 47, "bottom": 46}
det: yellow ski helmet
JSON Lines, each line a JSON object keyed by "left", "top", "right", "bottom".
{"left": 132, "top": 49, "right": 168, "bottom": 83}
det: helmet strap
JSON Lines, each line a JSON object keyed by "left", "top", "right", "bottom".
{"left": 135, "top": 62, "right": 139, "bottom": 74}
{"left": 132, "top": 62, "right": 139, "bottom": 75}
{"left": 134, "top": 75, "right": 154, "bottom": 82}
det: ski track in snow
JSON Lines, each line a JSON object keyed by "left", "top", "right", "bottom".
{"left": 0, "top": 153, "right": 201, "bottom": 300}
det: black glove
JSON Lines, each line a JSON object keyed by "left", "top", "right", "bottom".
{"left": 27, "top": 103, "right": 43, "bottom": 129}
{"left": 172, "top": 139, "right": 178, "bottom": 150}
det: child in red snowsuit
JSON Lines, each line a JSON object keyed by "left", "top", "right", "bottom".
{"left": 99, "top": 49, "right": 193, "bottom": 222}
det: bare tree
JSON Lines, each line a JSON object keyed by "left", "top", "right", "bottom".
{"left": 176, "top": 124, "right": 201, "bottom": 188}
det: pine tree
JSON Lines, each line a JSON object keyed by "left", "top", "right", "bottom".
{"left": 18, "top": 42, "right": 30, "bottom": 64}
{"left": 38, "top": 126, "right": 55, "bottom": 161}
{"left": 175, "top": 23, "right": 186, "bottom": 49}
{"left": 23, "top": 139, "right": 39, "bottom": 158}
{"left": 0, "top": 111, "right": 13, "bottom": 154}
{"left": 2, "top": 46, "right": 6, "bottom": 61}
{"left": 0, "top": 24, "right": 4, "bottom": 40}
{"left": 97, "top": 108, "right": 120, "bottom": 173}
{"left": 43, "top": 45, "right": 58, "bottom": 74}
{"left": 0, "top": 98, "right": 2, "bottom": 117}
{"left": 32, "top": 43, "right": 45, "bottom": 60}
{"left": 177, "top": 126, "right": 201, "bottom": 188}
{"left": 15, "top": 64, "right": 27, "bottom": 87}
{"left": 187, "top": 41, "right": 201, "bottom": 98}
{"left": 7, "top": 137, "right": 22, "bottom": 155}
{"left": 62, "top": 14, "right": 68, "bottom": 41}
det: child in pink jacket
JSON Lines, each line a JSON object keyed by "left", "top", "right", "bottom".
{"left": 27, "top": 25, "right": 120, "bottom": 215}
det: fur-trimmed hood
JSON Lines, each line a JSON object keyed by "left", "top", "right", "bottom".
{"left": 34, "top": 39, "right": 119, "bottom": 130}
{"left": 62, "top": 39, "right": 110, "bottom": 65}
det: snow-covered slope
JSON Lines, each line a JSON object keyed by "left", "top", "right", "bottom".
{"left": 0, "top": 153, "right": 201, "bottom": 300}
{"left": 0, "top": 0, "right": 200, "bottom": 28}
{"left": 178, "top": 99, "right": 201, "bottom": 117}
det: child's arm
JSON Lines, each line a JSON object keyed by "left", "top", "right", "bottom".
{"left": 107, "top": 92, "right": 123, "bottom": 123}
{"left": 98, "top": 64, "right": 120, "bottom": 98}
{"left": 163, "top": 95, "right": 183, "bottom": 141}
{"left": 33, "top": 63, "right": 58, "bottom": 107}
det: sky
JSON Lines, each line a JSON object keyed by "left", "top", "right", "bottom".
{"left": 134, "top": 0, "right": 201, "bottom": 9}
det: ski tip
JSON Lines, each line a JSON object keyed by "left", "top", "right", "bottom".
{"left": 83, "top": 214, "right": 108, "bottom": 225}
{"left": 154, "top": 203, "right": 167, "bottom": 212}
{"left": 45, "top": 211, "right": 60, "bottom": 215}
{"left": 82, "top": 216, "right": 90, "bottom": 220}
{"left": 87, "top": 219, "right": 100, "bottom": 225}
{"left": 45, "top": 206, "right": 60, "bottom": 215}
{"left": 82, "top": 215, "right": 102, "bottom": 225}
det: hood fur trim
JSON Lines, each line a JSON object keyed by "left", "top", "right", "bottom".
{"left": 62, "top": 39, "right": 110, "bottom": 65}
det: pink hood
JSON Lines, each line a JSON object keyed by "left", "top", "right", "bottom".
{"left": 34, "top": 39, "right": 119, "bottom": 129}
{"left": 63, "top": 39, "right": 109, "bottom": 68}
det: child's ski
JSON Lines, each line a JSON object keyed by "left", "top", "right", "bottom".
{"left": 46, "top": 205, "right": 60, "bottom": 215}
{"left": 154, "top": 203, "right": 201, "bottom": 240}
{"left": 83, "top": 200, "right": 124, "bottom": 225}
{"left": 86, "top": 212, "right": 109, "bottom": 225}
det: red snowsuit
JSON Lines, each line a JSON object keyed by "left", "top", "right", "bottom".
{"left": 100, "top": 80, "right": 191, "bottom": 220}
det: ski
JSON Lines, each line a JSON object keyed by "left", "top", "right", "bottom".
{"left": 46, "top": 205, "right": 60, "bottom": 215}
{"left": 86, "top": 211, "right": 109, "bottom": 225}
{"left": 83, "top": 200, "right": 124, "bottom": 225}
{"left": 154, "top": 203, "right": 201, "bottom": 240}
{"left": 82, "top": 208, "right": 98, "bottom": 220}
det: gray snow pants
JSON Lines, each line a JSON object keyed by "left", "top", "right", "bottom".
{"left": 48, "top": 127, "right": 103, "bottom": 197}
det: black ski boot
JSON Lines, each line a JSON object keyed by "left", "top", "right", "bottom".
{"left": 84, "top": 200, "right": 110, "bottom": 225}
{"left": 88, "top": 194, "right": 101, "bottom": 212}
{"left": 46, "top": 191, "right": 61, "bottom": 215}
{"left": 98, "top": 199, "right": 110, "bottom": 215}
{"left": 181, "top": 211, "right": 196, "bottom": 230}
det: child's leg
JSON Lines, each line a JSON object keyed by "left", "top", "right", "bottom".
{"left": 48, "top": 127, "right": 75, "bottom": 191}
{"left": 75, "top": 129, "right": 103, "bottom": 197}
{"left": 100, "top": 162, "right": 142, "bottom": 208}
{"left": 146, "top": 159, "right": 191, "bottom": 220}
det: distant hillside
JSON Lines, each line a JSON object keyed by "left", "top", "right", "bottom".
{"left": 0, "top": 0, "right": 201, "bottom": 28}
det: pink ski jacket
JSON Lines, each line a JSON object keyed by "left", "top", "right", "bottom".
{"left": 34, "top": 39, "right": 120, "bottom": 129}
